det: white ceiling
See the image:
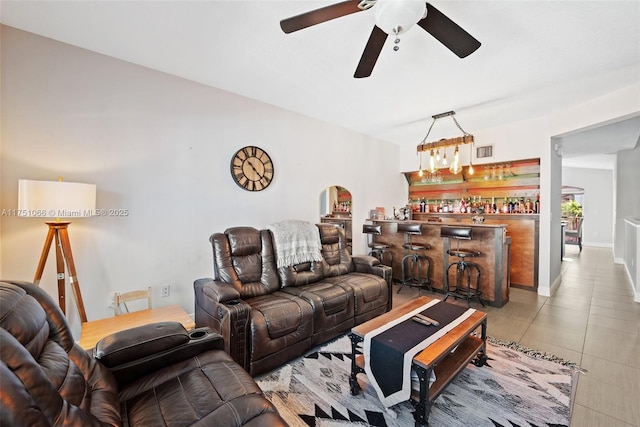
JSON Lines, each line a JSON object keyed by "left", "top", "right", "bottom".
{"left": 1, "top": 0, "right": 639, "bottom": 150}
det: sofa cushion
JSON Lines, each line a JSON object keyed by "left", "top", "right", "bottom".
{"left": 317, "top": 223, "right": 354, "bottom": 277}
{"left": 247, "top": 292, "right": 314, "bottom": 360}
{"left": 322, "top": 272, "right": 389, "bottom": 316}
{"left": 211, "top": 227, "right": 280, "bottom": 298}
{"left": 119, "top": 350, "right": 278, "bottom": 426}
{"left": 282, "top": 281, "right": 351, "bottom": 316}
{"left": 247, "top": 293, "right": 312, "bottom": 340}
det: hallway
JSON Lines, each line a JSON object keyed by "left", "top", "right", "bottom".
{"left": 393, "top": 245, "right": 640, "bottom": 426}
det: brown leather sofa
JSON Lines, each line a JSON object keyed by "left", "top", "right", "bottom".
{"left": 194, "top": 223, "right": 392, "bottom": 376}
{"left": 0, "top": 280, "right": 286, "bottom": 427}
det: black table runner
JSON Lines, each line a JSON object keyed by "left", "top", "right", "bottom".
{"left": 364, "top": 300, "right": 475, "bottom": 407}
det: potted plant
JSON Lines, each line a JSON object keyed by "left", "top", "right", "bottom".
{"left": 561, "top": 199, "right": 582, "bottom": 229}
{"left": 562, "top": 199, "right": 582, "bottom": 217}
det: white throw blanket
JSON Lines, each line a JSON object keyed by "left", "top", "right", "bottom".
{"left": 267, "top": 219, "right": 323, "bottom": 269}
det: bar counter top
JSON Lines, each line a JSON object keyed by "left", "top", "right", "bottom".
{"left": 370, "top": 218, "right": 508, "bottom": 228}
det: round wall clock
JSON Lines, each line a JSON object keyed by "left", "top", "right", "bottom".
{"left": 230, "top": 146, "right": 274, "bottom": 192}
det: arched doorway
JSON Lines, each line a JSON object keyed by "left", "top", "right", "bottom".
{"left": 319, "top": 186, "right": 352, "bottom": 253}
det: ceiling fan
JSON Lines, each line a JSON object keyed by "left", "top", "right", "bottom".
{"left": 280, "top": 0, "right": 481, "bottom": 78}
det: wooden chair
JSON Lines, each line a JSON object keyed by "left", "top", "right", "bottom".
{"left": 114, "top": 287, "right": 152, "bottom": 315}
{"left": 564, "top": 217, "right": 584, "bottom": 252}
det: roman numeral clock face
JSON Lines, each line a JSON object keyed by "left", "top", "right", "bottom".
{"left": 230, "top": 146, "right": 274, "bottom": 192}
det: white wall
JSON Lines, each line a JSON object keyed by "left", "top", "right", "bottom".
{"left": 0, "top": 26, "right": 405, "bottom": 335}
{"left": 615, "top": 145, "right": 640, "bottom": 262}
{"left": 562, "top": 167, "right": 614, "bottom": 247}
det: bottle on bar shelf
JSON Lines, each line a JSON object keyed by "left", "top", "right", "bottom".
{"left": 525, "top": 198, "right": 532, "bottom": 213}
{"left": 491, "top": 197, "right": 497, "bottom": 214}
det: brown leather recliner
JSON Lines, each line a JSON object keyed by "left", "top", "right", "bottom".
{"left": 194, "top": 223, "right": 392, "bottom": 376}
{"left": 0, "top": 281, "right": 287, "bottom": 427}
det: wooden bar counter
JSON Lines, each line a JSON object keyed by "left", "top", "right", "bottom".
{"left": 413, "top": 213, "right": 538, "bottom": 290}
{"left": 369, "top": 219, "right": 511, "bottom": 307}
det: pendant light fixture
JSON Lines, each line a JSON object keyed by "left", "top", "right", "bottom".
{"left": 416, "top": 111, "right": 475, "bottom": 175}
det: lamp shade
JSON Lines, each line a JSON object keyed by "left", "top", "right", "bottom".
{"left": 373, "top": 0, "right": 427, "bottom": 35}
{"left": 18, "top": 179, "right": 96, "bottom": 218}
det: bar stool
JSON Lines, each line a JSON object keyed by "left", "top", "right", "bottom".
{"left": 440, "top": 227, "right": 484, "bottom": 307}
{"left": 397, "top": 223, "right": 432, "bottom": 295}
{"left": 362, "top": 224, "right": 393, "bottom": 266}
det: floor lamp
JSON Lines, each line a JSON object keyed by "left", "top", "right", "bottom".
{"left": 18, "top": 179, "right": 96, "bottom": 323}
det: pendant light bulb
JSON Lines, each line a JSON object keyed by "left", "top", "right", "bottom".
{"left": 435, "top": 149, "right": 441, "bottom": 163}
{"left": 468, "top": 143, "right": 474, "bottom": 175}
{"left": 428, "top": 150, "right": 437, "bottom": 173}
{"left": 418, "top": 150, "right": 423, "bottom": 177}
{"left": 449, "top": 146, "right": 462, "bottom": 174}
{"left": 442, "top": 149, "right": 448, "bottom": 166}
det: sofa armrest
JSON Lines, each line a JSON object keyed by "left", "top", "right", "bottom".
{"left": 352, "top": 255, "right": 380, "bottom": 273}
{"left": 372, "top": 264, "right": 393, "bottom": 311}
{"left": 95, "top": 322, "right": 223, "bottom": 388}
{"left": 352, "top": 256, "right": 393, "bottom": 311}
{"left": 194, "top": 277, "right": 240, "bottom": 303}
{"left": 194, "top": 278, "right": 252, "bottom": 371}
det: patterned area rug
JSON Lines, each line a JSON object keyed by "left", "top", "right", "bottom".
{"left": 255, "top": 335, "right": 578, "bottom": 427}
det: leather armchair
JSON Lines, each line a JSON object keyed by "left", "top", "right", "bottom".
{"left": 0, "top": 280, "right": 286, "bottom": 427}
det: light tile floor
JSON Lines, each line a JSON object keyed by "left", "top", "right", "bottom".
{"left": 392, "top": 246, "right": 640, "bottom": 426}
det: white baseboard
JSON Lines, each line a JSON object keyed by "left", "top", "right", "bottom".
{"left": 582, "top": 242, "right": 613, "bottom": 248}
{"left": 539, "top": 276, "right": 558, "bottom": 298}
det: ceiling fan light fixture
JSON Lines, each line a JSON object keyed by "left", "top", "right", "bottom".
{"left": 373, "top": 0, "right": 427, "bottom": 35}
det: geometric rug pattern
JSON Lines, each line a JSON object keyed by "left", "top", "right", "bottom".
{"left": 255, "top": 335, "right": 576, "bottom": 427}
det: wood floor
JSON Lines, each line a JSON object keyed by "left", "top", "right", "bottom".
{"left": 392, "top": 245, "right": 640, "bottom": 427}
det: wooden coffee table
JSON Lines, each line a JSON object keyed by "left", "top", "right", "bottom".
{"left": 349, "top": 296, "right": 488, "bottom": 427}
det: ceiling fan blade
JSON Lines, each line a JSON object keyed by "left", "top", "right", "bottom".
{"left": 418, "top": 3, "right": 481, "bottom": 58}
{"left": 354, "top": 26, "right": 388, "bottom": 78}
{"left": 280, "top": 0, "right": 363, "bottom": 34}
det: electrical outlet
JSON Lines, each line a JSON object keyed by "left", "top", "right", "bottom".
{"left": 161, "top": 285, "right": 170, "bottom": 298}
